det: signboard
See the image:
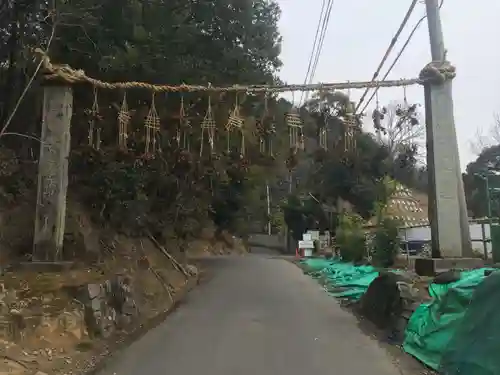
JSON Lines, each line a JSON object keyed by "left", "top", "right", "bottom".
{"left": 308, "top": 230, "right": 320, "bottom": 240}
{"left": 298, "top": 240, "right": 315, "bottom": 249}
{"left": 302, "top": 233, "right": 312, "bottom": 241}
{"left": 319, "top": 235, "right": 329, "bottom": 249}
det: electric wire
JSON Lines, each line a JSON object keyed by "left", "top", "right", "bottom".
{"left": 354, "top": 0, "right": 419, "bottom": 114}
{"left": 299, "top": 0, "right": 327, "bottom": 106}
{"left": 303, "top": 0, "right": 335, "bottom": 104}
{"left": 358, "top": 0, "right": 445, "bottom": 116}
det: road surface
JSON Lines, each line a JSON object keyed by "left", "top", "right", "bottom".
{"left": 97, "top": 254, "right": 412, "bottom": 375}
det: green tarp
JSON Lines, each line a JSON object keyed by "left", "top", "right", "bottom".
{"left": 439, "top": 271, "right": 500, "bottom": 375}
{"left": 300, "top": 258, "right": 496, "bottom": 373}
{"left": 403, "top": 268, "right": 490, "bottom": 370}
{"left": 300, "top": 258, "right": 380, "bottom": 301}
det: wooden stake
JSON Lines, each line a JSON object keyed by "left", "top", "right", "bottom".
{"left": 148, "top": 234, "right": 190, "bottom": 278}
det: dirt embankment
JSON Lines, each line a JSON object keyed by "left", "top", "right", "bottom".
{"left": 0, "top": 200, "right": 247, "bottom": 375}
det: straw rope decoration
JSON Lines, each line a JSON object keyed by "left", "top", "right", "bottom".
{"left": 318, "top": 95, "right": 328, "bottom": 151}
{"left": 257, "top": 94, "right": 270, "bottom": 154}
{"left": 225, "top": 93, "right": 245, "bottom": 154}
{"left": 372, "top": 91, "right": 384, "bottom": 143}
{"left": 200, "top": 89, "right": 216, "bottom": 156}
{"left": 286, "top": 107, "right": 302, "bottom": 150}
{"left": 144, "top": 93, "right": 161, "bottom": 155}
{"left": 84, "top": 87, "right": 100, "bottom": 148}
{"left": 32, "top": 49, "right": 458, "bottom": 160}
{"left": 118, "top": 92, "right": 131, "bottom": 150}
{"left": 95, "top": 128, "right": 102, "bottom": 151}
{"left": 35, "top": 49, "right": 458, "bottom": 95}
{"left": 177, "top": 94, "right": 191, "bottom": 151}
{"left": 343, "top": 112, "right": 357, "bottom": 152}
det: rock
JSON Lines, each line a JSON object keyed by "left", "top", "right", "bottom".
{"left": 137, "top": 257, "right": 150, "bottom": 270}
{"left": 86, "top": 284, "right": 101, "bottom": 300}
{"left": 80, "top": 276, "right": 138, "bottom": 338}
{"left": 64, "top": 200, "right": 100, "bottom": 260}
{"left": 433, "top": 270, "right": 461, "bottom": 284}
{"left": 57, "top": 310, "right": 85, "bottom": 340}
{"left": 0, "top": 319, "right": 13, "bottom": 341}
{"left": 0, "top": 358, "right": 27, "bottom": 375}
{"left": 359, "top": 272, "right": 403, "bottom": 330}
{"left": 186, "top": 264, "right": 198, "bottom": 276}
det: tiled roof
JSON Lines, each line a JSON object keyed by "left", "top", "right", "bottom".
{"left": 368, "top": 184, "right": 429, "bottom": 227}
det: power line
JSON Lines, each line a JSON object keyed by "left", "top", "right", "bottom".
{"left": 358, "top": 0, "right": 445, "bottom": 115}
{"left": 303, "top": 0, "right": 335, "bottom": 104}
{"left": 299, "top": 0, "right": 327, "bottom": 106}
{"left": 308, "top": 0, "right": 334, "bottom": 83}
{"left": 354, "top": 0, "right": 419, "bottom": 114}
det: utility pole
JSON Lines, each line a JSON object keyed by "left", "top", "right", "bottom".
{"left": 424, "top": 0, "right": 472, "bottom": 257}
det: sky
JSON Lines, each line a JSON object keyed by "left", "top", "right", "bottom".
{"left": 276, "top": 0, "right": 500, "bottom": 170}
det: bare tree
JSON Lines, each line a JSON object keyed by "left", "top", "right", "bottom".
{"left": 371, "top": 100, "right": 425, "bottom": 159}
{"left": 469, "top": 114, "right": 500, "bottom": 155}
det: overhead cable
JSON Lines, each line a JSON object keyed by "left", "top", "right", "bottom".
{"left": 354, "top": 0, "right": 419, "bottom": 114}
{"left": 358, "top": 0, "right": 445, "bottom": 115}
{"left": 299, "top": 0, "right": 327, "bottom": 106}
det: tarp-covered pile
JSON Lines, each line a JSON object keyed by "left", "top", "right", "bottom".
{"left": 403, "top": 268, "right": 491, "bottom": 371}
{"left": 438, "top": 271, "right": 500, "bottom": 375}
{"left": 300, "top": 258, "right": 381, "bottom": 301}
{"left": 300, "top": 258, "right": 499, "bottom": 375}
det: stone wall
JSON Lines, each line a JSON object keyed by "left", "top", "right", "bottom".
{"left": 0, "top": 275, "right": 140, "bottom": 344}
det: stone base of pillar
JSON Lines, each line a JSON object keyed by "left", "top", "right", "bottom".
{"left": 414, "top": 257, "right": 485, "bottom": 276}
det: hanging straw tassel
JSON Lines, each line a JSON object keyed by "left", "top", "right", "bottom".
{"left": 144, "top": 93, "right": 161, "bottom": 156}
{"left": 200, "top": 86, "right": 216, "bottom": 156}
{"left": 226, "top": 93, "right": 244, "bottom": 154}
{"left": 87, "top": 87, "right": 99, "bottom": 148}
{"left": 118, "top": 91, "right": 131, "bottom": 150}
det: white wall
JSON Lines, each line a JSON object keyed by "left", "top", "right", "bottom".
{"left": 400, "top": 222, "right": 492, "bottom": 254}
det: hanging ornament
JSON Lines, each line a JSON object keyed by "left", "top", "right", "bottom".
{"left": 343, "top": 90, "right": 358, "bottom": 153}
{"left": 200, "top": 88, "right": 216, "bottom": 156}
{"left": 343, "top": 113, "right": 358, "bottom": 152}
{"left": 256, "top": 93, "right": 276, "bottom": 156}
{"left": 267, "top": 117, "right": 276, "bottom": 156}
{"left": 225, "top": 93, "right": 245, "bottom": 154}
{"left": 95, "top": 128, "right": 102, "bottom": 151}
{"left": 317, "top": 92, "right": 328, "bottom": 151}
{"left": 286, "top": 108, "right": 303, "bottom": 150}
{"left": 144, "top": 93, "right": 161, "bottom": 156}
{"left": 85, "top": 87, "right": 102, "bottom": 149}
{"left": 177, "top": 94, "right": 192, "bottom": 151}
{"left": 372, "top": 91, "right": 387, "bottom": 141}
{"left": 117, "top": 91, "right": 131, "bottom": 150}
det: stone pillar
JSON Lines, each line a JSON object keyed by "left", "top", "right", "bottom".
{"left": 33, "top": 84, "right": 73, "bottom": 261}
{"left": 425, "top": 83, "right": 471, "bottom": 257}
{"left": 424, "top": 0, "right": 472, "bottom": 258}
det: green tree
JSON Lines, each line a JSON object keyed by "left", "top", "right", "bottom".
{"left": 0, "top": 0, "right": 288, "bottom": 256}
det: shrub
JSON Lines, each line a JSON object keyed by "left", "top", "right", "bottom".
{"left": 372, "top": 217, "right": 401, "bottom": 267}
{"left": 336, "top": 213, "right": 366, "bottom": 263}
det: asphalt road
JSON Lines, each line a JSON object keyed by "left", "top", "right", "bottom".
{"left": 97, "top": 254, "right": 409, "bottom": 375}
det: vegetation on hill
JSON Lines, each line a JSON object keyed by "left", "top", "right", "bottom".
{"left": 1, "top": 0, "right": 429, "bottom": 261}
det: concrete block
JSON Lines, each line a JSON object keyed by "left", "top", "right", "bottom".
{"left": 414, "top": 257, "right": 484, "bottom": 276}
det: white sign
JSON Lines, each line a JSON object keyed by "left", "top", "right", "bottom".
{"left": 302, "top": 233, "right": 312, "bottom": 241}
{"left": 298, "top": 240, "right": 315, "bottom": 249}
{"left": 308, "top": 230, "right": 320, "bottom": 240}
{"left": 319, "top": 236, "right": 328, "bottom": 249}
